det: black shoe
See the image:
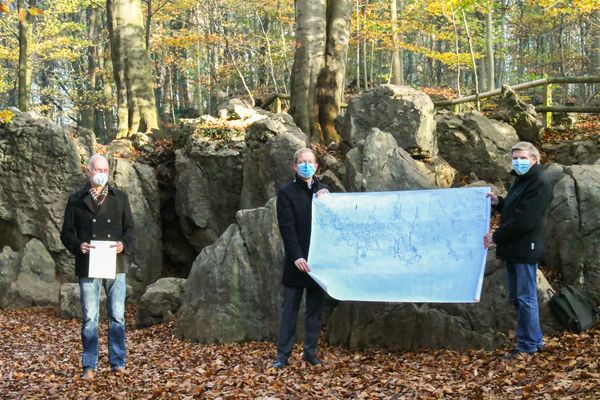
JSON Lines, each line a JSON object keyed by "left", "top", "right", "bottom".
{"left": 302, "top": 354, "right": 322, "bottom": 366}
{"left": 272, "top": 359, "right": 287, "bottom": 369}
{"left": 504, "top": 349, "right": 535, "bottom": 360}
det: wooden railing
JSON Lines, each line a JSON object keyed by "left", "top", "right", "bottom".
{"left": 433, "top": 76, "right": 600, "bottom": 127}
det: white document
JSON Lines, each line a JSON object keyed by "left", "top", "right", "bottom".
{"left": 307, "top": 187, "right": 491, "bottom": 303}
{"left": 88, "top": 240, "right": 117, "bottom": 279}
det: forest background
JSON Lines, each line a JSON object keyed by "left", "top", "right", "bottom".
{"left": 0, "top": 0, "right": 599, "bottom": 140}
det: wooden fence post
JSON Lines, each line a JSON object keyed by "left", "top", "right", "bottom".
{"left": 275, "top": 97, "right": 282, "bottom": 114}
{"left": 544, "top": 84, "right": 553, "bottom": 128}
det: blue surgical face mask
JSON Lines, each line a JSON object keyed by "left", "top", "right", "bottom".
{"left": 297, "top": 162, "right": 316, "bottom": 179}
{"left": 512, "top": 158, "right": 532, "bottom": 175}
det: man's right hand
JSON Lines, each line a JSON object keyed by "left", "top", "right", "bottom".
{"left": 294, "top": 258, "right": 311, "bottom": 273}
{"left": 80, "top": 242, "right": 96, "bottom": 254}
{"left": 486, "top": 192, "right": 498, "bottom": 206}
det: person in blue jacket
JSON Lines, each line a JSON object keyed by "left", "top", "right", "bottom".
{"left": 272, "top": 148, "right": 329, "bottom": 369}
{"left": 484, "top": 141, "right": 553, "bottom": 358}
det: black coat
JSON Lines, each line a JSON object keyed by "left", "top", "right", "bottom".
{"left": 60, "top": 185, "right": 135, "bottom": 278}
{"left": 276, "top": 175, "right": 328, "bottom": 288}
{"left": 492, "top": 163, "right": 553, "bottom": 264}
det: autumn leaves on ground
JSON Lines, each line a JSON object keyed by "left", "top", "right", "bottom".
{"left": 1, "top": 307, "right": 599, "bottom": 399}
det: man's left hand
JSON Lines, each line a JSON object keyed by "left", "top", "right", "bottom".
{"left": 110, "top": 241, "right": 124, "bottom": 254}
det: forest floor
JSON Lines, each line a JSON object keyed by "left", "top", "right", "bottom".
{"left": 1, "top": 307, "right": 600, "bottom": 399}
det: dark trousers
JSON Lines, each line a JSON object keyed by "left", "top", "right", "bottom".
{"left": 276, "top": 284, "right": 325, "bottom": 361}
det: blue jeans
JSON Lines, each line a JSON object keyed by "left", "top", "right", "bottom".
{"left": 79, "top": 274, "right": 126, "bottom": 371}
{"left": 505, "top": 262, "right": 543, "bottom": 353}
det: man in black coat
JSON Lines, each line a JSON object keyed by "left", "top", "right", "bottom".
{"left": 60, "top": 154, "right": 135, "bottom": 380}
{"left": 484, "top": 141, "right": 553, "bottom": 358}
{"left": 273, "top": 148, "right": 329, "bottom": 369}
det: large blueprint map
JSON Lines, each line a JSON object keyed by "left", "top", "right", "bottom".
{"left": 307, "top": 187, "right": 491, "bottom": 303}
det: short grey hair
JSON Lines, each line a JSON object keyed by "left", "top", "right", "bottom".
{"left": 293, "top": 148, "right": 316, "bottom": 163}
{"left": 87, "top": 154, "right": 108, "bottom": 170}
{"left": 511, "top": 141, "right": 540, "bottom": 162}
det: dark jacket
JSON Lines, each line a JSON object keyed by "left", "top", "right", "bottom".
{"left": 276, "top": 175, "right": 328, "bottom": 288}
{"left": 493, "top": 163, "right": 553, "bottom": 263}
{"left": 60, "top": 184, "right": 135, "bottom": 278}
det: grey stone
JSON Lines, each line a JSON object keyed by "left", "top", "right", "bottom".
{"left": 341, "top": 84, "right": 437, "bottom": 157}
{"left": 494, "top": 85, "right": 544, "bottom": 144}
{"left": 110, "top": 158, "right": 162, "bottom": 299}
{"left": 344, "top": 128, "right": 436, "bottom": 192}
{"left": 545, "top": 164, "right": 600, "bottom": 303}
{"left": 176, "top": 198, "right": 282, "bottom": 342}
{"left": 175, "top": 135, "right": 245, "bottom": 251}
{"left": 137, "top": 277, "right": 186, "bottom": 327}
{"left": 0, "top": 239, "right": 61, "bottom": 308}
{"left": 319, "top": 170, "right": 346, "bottom": 193}
{"left": 240, "top": 113, "right": 308, "bottom": 209}
{"left": 436, "top": 111, "right": 519, "bottom": 187}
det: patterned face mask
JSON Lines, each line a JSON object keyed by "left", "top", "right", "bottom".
{"left": 297, "top": 162, "right": 316, "bottom": 179}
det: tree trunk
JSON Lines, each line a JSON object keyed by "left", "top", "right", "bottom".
{"left": 462, "top": 9, "right": 480, "bottom": 110}
{"left": 485, "top": 6, "right": 495, "bottom": 91}
{"left": 593, "top": 12, "right": 600, "bottom": 94}
{"left": 390, "top": 0, "right": 403, "bottom": 85}
{"left": 107, "top": 0, "right": 159, "bottom": 137}
{"left": 290, "top": 0, "right": 352, "bottom": 143}
{"left": 17, "top": 0, "right": 35, "bottom": 112}
{"left": 80, "top": 6, "right": 99, "bottom": 130}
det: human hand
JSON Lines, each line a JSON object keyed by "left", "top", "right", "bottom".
{"left": 486, "top": 192, "right": 498, "bottom": 206}
{"left": 483, "top": 231, "right": 495, "bottom": 249}
{"left": 316, "top": 189, "right": 330, "bottom": 198}
{"left": 80, "top": 242, "right": 96, "bottom": 254}
{"left": 110, "top": 241, "right": 124, "bottom": 254}
{"left": 294, "top": 258, "right": 311, "bottom": 273}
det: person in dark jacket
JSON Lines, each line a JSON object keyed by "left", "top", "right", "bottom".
{"left": 484, "top": 141, "right": 553, "bottom": 358}
{"left": 60, "top": 154, "right": 135, "bottom": 380}
{"left": 272, "top": 148, "right": 329, "bottom": 369}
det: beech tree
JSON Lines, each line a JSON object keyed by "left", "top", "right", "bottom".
{"left": 107, "top": 0, "right": 159, "bottom": 137}
{"left": 289, "top": 0, "right": 352, "bottom": 144}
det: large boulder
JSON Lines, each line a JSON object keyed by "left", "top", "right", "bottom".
{"left": 542, "top": 135, "right": 600, "bottom": 165}
{"left": 0, "top": 110, "right": 86, "bottom": 281}
{"left": 175, "top": 134, "right": 245, "bottom": 251}
{"left": 110, "top": 158, "right": 163, "bottom": 299}
{"left": 341, "top": 84, "right": 437, "bottom": 158}
{"left": 344, "top": 128, "right": 436, "bottom": 192}
{"left": 0, "top": 239, "right": 61, "bottom": 308}
{"left": 545, "top": 163, "right": 600, "bottom": 303}
{"left": 494, "top": 85, "right": 544, "bottom": 144}
{"left": 176, "top": 198, "right": 282, "bottom": 342}
{"left": 326, "top": 254, "right": 558, "bottom": 351}
{"left": 240, "top": 113, "right": 308, "bottom": 209}
{"left": 435, "top": 111, "right": 519, "bottom": 186}
{"left": 136, "top": 277, "right": 186, "bottom": 327}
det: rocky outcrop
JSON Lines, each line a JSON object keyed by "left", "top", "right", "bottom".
{"left": 326, "top": 254, "right": 558, "bottom": 351}
{"left": 176, "top": 198, "right": 282, "bottom": 342}
{"left": 240, "top": 113, "right": 308, "bottom": 209}
{"left": 545, "top": 163, "right": 600, "bottom": 303}
{"left": 0, "top": 239, "right": 61, "bottom": 308}
{"left": 542, "top": 135, "right": 600, "bottom": 165}
{"left": 435, "top": 111, "right": 519, "bottom": 186}
{"left": 0, "top": 110, "right": 86, "bottom": 281}
{"left": 110, "top": 159, "right": 163, "bottom": 298}
{"left": 341, "top": 84, "right": 437, "bottom": 158}
{"left": 137, "top": 277, "right": 186, "bottom": 327}
{"left": 344, "top": 128, "right": 436, "bottom": 192}
{"left": 494, "top": 85, "right": 544, "bottom": 144}
{"left": 175, "top": 134, "right": 245, "bottom": 251}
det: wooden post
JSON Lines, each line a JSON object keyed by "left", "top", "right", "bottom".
{"left": 544, "top": 83, "right": 552, "bottom": 128}
{"left": 275, "top": 96, "right": 282, "bottom": 114}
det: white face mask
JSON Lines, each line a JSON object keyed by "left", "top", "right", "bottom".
{"left": 91, "top": 172, "right": 108, "bottom": 187}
